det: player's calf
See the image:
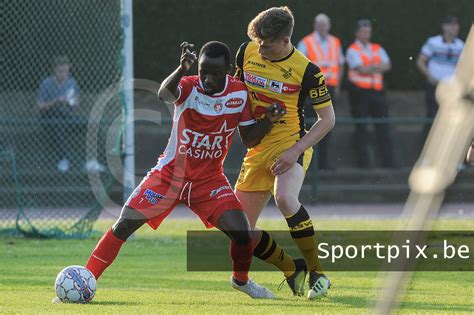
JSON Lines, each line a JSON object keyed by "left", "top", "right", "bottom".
{"left": 86, "top": 206, "right": 147, "bottom": 279}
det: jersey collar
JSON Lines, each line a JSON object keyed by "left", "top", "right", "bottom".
{"left": 271, "top": 47, "right": 295, "bottom": 63}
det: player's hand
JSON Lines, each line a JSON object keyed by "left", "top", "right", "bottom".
{"left": 265, "top": 103, "right": 286, "bottom": 123}
{"left": 271, "top": 147, "right": 300, "bottom": 176}
{"left": 180, "top": 42, "right": 197, "bottom": 72}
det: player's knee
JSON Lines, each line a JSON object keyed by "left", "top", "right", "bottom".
{"left": 229, "top": 229, "right": 252, "bottom": 245}
{"left": 112, "top": 217, "right": 145, "bottom": 241}
{"left": 275, "top": 193, "right": 299, "bottom": 214}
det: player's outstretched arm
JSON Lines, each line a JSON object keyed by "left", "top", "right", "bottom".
{"left": 238, "top": 103, "right": 286, "bottom": 148}
{"left": 158, "top": 42, "right": 197, "bottom": 103}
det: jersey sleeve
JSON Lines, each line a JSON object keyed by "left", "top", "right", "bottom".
{"left": 238, "top": 93, "right": 256, "bottom": 126}
{"left": 420, "top": 38, "right": 433, "bottom": 58}
{"left": 234, "top": 42, "right": 249, "bottom": 82}
{"left": 346, "top": 47, "right": 362, "bottom": 69}
{"left": 302, "top": 62, "right": 333, "bottom": 109}
{"left": 174, "top": 76, "right": 194, "bottom": 106}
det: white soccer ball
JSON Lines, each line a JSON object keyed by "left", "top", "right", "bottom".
{"left": 55, "top": 265, "right": 96, "bottom": 303}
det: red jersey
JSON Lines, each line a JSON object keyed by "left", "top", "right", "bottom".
{"left": 154, "top": 75, "right": 255, "bottom": 180}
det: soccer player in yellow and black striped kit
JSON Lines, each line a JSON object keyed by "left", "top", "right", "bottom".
{"left": 234, "top": 7, "right": 335, "bottom": 299}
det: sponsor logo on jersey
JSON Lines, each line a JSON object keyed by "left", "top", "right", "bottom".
{"left": 178, "top": 121, "right": 235, "bottom": 160}
{"left": 225, "top": 97, "right": 244, "bottom": 108}
{"left": 282, "top": 83, "right": 301, "bottom": 94}
{"left": 144, "top": 189, "right": 164, "bottom": 205}
{"left": 244, "top": 72, "right": 267, "bottom": 89}
{"left": 247, "top": 60, "right": 266, "bottom": 68}
{"left": 269, "top": 80, "right": 283, "bottom": 93}
{"left": 269, "top": 80, "right": 300, "bottom": 94}
{"left": 210, "top": 185, "right": 231, "bottom": 198}
{"left": 314, "top": 72, "right": 325, "bottom": 85}
{"left": 194, "top": 96, "right": 211, "bottom": 107}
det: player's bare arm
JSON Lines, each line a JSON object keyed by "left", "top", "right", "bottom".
{"left": 417, "top": 54, "right": 439, "bottom": 85}
{"left": 238, "top": 103, "right": 286, "bottom": 147}
{"left": 271, "top": 105, "right": 335, "bottom": 175}
{"left": 37, "top": 95, "right": 69, "bottom": 110}
{"left": 158, "top": 41, "right": 197, "bottom": 103}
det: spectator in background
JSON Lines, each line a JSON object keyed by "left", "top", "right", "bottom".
{"left": 346, "top": 19, "right": 394, "bottom": 168}
{"left": 416, "top": 16, "right": 464, "bottom": 139}
{"left": 37, "top": 56, "right": 80, "bottom": 173}
{"left": 297, "top": 13, "right": 344, "bottom": 170}
{"left": 37, "top": 56, "right": 105, "bottom": 173}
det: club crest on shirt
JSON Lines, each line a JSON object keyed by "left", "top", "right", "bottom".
{"left": 214, "top": 99, "right": 223, "bottom": 112}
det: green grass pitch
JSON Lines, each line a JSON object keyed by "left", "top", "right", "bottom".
{"left": 1, "top": 218, "right": 473, "bottom": 314}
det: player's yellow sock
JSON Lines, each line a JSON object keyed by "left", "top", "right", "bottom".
{"left": 253, "top": 230, "right": 296, "bottom": 278}
{"left": 285, "top": 205, "right": 324, "bottom": 274}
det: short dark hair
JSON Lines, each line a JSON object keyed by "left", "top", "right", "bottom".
{"left": 199, "top": 41, "right": 230, "bottom": 66}
{"left": 443, "top": 15, "right": 459, "bottom": 25}
{"left": 355, "top": 19, "right": 372, "bottom": 31}
{"left": 247, "top": 6, "right": 294, "bottom": 41}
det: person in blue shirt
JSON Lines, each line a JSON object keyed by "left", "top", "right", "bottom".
{"left": 37, "top": 56, "right": 106, "bottom": 173}
{"left": 37, "top": 56, "right": 80, "bottom": 172}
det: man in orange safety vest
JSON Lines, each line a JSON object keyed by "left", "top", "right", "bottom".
{"left": 297, "top": 13, "right": 344, "bottom": 170}
{"left": 346, "top": 19, "right": 394, "bottom": 168}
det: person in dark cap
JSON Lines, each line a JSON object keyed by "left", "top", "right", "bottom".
{"left": 416, "top": 16, "right": 464, "bottom": 140}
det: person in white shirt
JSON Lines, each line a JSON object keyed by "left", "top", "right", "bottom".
{"left": 416, "top": 16, "right": 464, "bottom": 138}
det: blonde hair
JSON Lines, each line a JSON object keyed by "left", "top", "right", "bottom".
{"left": 247, "top": 6, "right": 294, "bottom": 41}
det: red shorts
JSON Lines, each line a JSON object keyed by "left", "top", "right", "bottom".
{"left": 125, "top": 169, "right": 243, "bottom": 229}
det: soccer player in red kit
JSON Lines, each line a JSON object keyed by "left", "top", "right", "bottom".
{"left": 84, "top": 41, "right": 285, "bottom": 299}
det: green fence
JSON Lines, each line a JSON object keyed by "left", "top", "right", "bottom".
{"left": 0, "top": 0, "right": 124, "bottom": 238}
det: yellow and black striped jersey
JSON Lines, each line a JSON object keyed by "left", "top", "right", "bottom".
{"left": 235, "top": 41, "right": 332, "bottom": 148}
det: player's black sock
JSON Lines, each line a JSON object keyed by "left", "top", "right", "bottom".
{"left": 253, "top": 230, "right": 296, "bottom": 278}
{"left": 285, "top": 205, "right": 323, "bottom": 273}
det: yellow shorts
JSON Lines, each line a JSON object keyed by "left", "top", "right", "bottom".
{"left": 235, "top": 140, "right": 313, "bottom": 194}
